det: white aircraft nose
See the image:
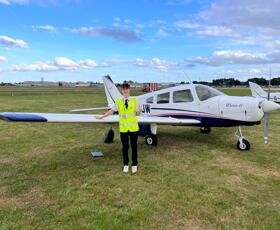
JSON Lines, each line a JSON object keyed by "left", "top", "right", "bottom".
{"left": 262, "top": 100, "right": 280, "bottom": 113}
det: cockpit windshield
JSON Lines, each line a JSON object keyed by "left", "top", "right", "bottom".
{"left": 195, "top": 85, "right": 223, "bottom": 101}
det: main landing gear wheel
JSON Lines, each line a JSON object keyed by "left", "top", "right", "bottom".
{"left": 104, "top": 128, "right": 114, "bottom": 143}
{"left": 237, "top": 138, "right": 251, "bottom": 151}
{"left": 235, "top": 126, "right": 250, "bottom": 151}
{"left": 145, "top": 134, "right": 158, "bottom": 146}
{"left": 200, "top": 127, "right": 211, "bottom": 134}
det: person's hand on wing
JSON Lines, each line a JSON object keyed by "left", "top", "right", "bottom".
{"left": 95, "top": 115, "right": 103, "bottom": 120}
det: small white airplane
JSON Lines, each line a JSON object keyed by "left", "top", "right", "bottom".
{"left": 0, "top": 76, "right": 280, "bottom": 151}
{"left": 249, "top": 81, "right": 280, "bottom": 103}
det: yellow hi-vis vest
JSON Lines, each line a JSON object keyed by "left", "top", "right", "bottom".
{"left": 115, "top": 97, "right": 139, "bottom": 133}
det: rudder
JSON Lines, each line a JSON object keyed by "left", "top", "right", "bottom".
{"left": 103, "top": 75, "right": 122, "bottom": 107}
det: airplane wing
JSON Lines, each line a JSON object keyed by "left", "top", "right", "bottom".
{"left": 0, "top": 112, "right": 200, "bottom": 125}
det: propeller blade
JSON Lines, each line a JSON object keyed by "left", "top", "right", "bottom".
{"left": 261, "top": 100, "right": 280, "bottom": 113}
{"left": 263, "top": 112, "right": 270, "bottom": 144}
{"left": 268, "top": 68, "right": 271, "bottom": 100}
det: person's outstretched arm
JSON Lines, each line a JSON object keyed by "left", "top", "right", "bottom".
{"left": 95, "top": 109, "right": 114, "bottom": 120}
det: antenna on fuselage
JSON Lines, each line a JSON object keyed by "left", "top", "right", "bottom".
{"left": 183, "top": 71, "right": 193, "bottom": 84}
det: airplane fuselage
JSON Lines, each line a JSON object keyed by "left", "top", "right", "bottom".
{"left": 269, "top": 93, "right": 280, "bottom": 103}
{"left": 137, "top": 84, "right": 264, "bottom": 127}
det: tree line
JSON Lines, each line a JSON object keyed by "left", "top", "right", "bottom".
{"left": 190, "top": 77, "right": 280, "bottom": 87}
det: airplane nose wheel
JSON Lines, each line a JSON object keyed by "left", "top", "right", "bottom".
{"left": 235, "top": 126, "right": 250, "bottom": 151}
{"left": 145, "top": 134, "right": 158, "bottom": 146}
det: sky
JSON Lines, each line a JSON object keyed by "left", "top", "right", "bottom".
{"left": 0, "top": 0, "right": 280, "bottom": 83}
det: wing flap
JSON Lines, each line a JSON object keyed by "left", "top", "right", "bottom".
{"left": 138, "top": 116, "right": 200, "bottom": 125}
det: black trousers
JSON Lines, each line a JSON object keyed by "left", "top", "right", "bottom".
{"left": 120, "top": 131, "right": 138, "bottom": 166}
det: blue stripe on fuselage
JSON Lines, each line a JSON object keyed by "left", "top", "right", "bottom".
{"left": 150, "top": 107, "right": 215, "bottom": 115}
{"left": 155, "top": 114, "right": 260, "bottom": 127}
{"left": 149, "top": 108, "right": 260, "bottom": 127}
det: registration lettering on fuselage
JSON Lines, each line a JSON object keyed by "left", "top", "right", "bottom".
{"left": 226, "top": 103, "right": 243, "bottom": 108}
{"left": 142, "top": 104, "right": 151, "bottom": 113}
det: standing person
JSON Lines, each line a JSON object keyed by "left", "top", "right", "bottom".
{"left": 96, "top": 82, "right": 141, "bottom": 173}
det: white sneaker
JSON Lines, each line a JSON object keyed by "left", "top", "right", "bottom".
{"left": 131, "top": 166, "right": 138, "bottom": 173}
{"left": 123, "top": 165, "right": 129, "bottom": 173}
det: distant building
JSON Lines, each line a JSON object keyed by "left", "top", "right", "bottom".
{"left": 20, "top": 81, "right": 103, "bottom": 87}
{"left": 75, "top": 82, "right": 91, "bottom": 87}
{"left": 141, "top": 83, "right": 158, "bottom": 92}
{"left": 22, "top": 81, "right": 60, "bottom": 87}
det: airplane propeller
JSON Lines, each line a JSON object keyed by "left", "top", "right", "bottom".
{"left": 264, "top": 73, "right": 271, "bottom": 144}
{"left": 261, "top": 71, "right": 280, "bottom": 144}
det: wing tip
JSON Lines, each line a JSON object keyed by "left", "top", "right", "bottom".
{"left": 0, "top": 113, "right": 47, "bottom": 122}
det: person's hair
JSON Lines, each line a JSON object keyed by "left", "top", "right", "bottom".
{"left": 122, "top": 82, "right": 130, "bottom": 89}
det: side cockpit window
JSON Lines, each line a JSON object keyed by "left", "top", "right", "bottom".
{"left": 173, "top": 89, "right": 193, "bottom": 103}
{"left": 157, "top": 92, "right": 170, "bottom": 104}
{"left": 146, "top": 96, "right": 153, "bottom": 104}
{"left": 195, "top": 85, "right": 223, "bottom": 101}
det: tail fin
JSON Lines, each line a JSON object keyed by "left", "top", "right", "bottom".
{"left": 249, "top": 81, "right": 267, "bottom": 98}
{"left": 103, "top": 75, "right": 122, "bottom": 106}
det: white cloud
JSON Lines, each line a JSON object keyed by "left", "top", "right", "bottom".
{"left": 8, "top": 57, "right": 178, "bottom": 73}
{"left": 0, "top": 56, "right": 7, "bottom": 62}
{"left": 188, "top": 50, "right": 280, "bottom": 66}
{"left": 0, "top": 0, "right": 28, "bottom": 5}
{"left": 195, "top": 26, "right": 239, "bottom": 37}
{"left": 113, "top": 17, "right": 121, "bottom": 22}
{"left": 166, "top": 0, "right": 191, "bottom": 5}
{"left": 199, "top": 0, "right": 280, "bottom": 31}
{"left": 173, "top": 0, "right": 280, "bottom": 50}
{"left": 175, "top": 20, "right": 239, "bottom": 37}
{"left": 124, "top": 19, "right": 132, "bottom": 24}
{"left": 156, "top": 29, "right": 168, "bottom": 37}
{"left": 215, "top": 67, "right": 269, "bottom": 78}
{"left": 10, "top": 57, "right": 99, "bottom": 72}
{"left": 11, "top": 62, "right": 59, "bottom": 72}
{"left": 0, "top": 0, "right": 72, "bottom": 5}
{"left": 54, "top": 57, "right": 79, "bottom": 69}
{"left": 195, "top": 0, "right": 280, "bottom": 42}
{"left": 132, "top": 58, "right": 178, "bottom": 71}
{"left": 175, "top": 21, "right": 200, "bottom": 29}
{"left": 0, "top": 35, "right": 29, "bottom": 48}
{"left": 32, "top": 25, "right": 57, "bottom": 32}
{"left": 175, "top": 20, "right": 239, "bottom": 38}
{"left": 78, "top": 59, "right": 98, "bottom": 68}
{"left": 151, "top": 58, "right": 178, "bottom": 72}
{"left": 136, "top": 24, "right": 145, "bottom": 29}
{"left": 231, "top": 35, "right": 272, "bottom": 46}
{"left": 69, "top": 27, "right": 141, "bottom": 42}
{"left": 134, "top": 58, "right": 149, "bottom": 67}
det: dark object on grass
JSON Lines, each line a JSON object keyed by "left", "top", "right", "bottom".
{"left": 91, "top": 152, "right": 104, "bottom": 158}
{"left": 104, "top": 128, "right": 115, "bottom": 143}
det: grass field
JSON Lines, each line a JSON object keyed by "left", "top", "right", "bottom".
{"left": 0, "top": 87, "right": 280, "bottom": 229}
